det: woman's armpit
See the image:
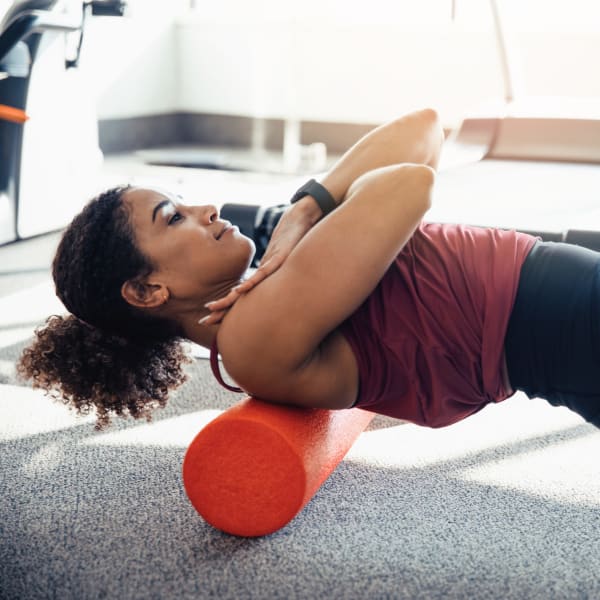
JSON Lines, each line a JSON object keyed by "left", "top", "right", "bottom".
{"left": 218, "top": 306, "right": 358, "bottom": 411}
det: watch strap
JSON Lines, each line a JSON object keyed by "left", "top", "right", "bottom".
{"left": 290, "top": 179, "right": 337, "bottom": 217}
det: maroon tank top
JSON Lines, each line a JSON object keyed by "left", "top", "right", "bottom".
{"left": 338, "top": 222, "right": 537, "bottom": 427}
{"left": 210, "top": 337, "right": 243, "bottom": 393}
{"left": 209, "top": 222, "right": 537, "bottom": 428}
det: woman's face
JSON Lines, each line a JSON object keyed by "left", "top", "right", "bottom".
{"left": 123, "top": 187, "right": 255, "bottom": 302}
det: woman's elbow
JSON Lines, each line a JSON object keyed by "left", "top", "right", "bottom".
{"left": 419, "top": 107, "right": 440, "bottom": 126}
{"left": 399, "top": 163, "right": 435, "bottom": 213}
{"left": 415, "top": 165, "right": 435, "bottom": 213}
{"left": 371, "top": 163, "right": 435, "bottom": 216}
{"left": 417, "top": 163, "right": 436, "bottom": 187}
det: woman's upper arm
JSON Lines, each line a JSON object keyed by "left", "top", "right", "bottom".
{"left": 221, "top": 163, "right": 434, "bottom": 394}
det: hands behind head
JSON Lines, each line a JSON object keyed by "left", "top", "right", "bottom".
{"left": 201, "top": 203, "right": 316, "bottom": 326}
{"left": 200, "top": 258, "right": 277, "bottom": 326}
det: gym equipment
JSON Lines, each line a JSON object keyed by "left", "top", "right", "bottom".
{"left": 221, "top": 197, "right": 600, "bottom": 262}
{"left": 0, "top": 0, "right": 125, "bottom": 245}
{"left": 0, "top": 103, "right": 28, "bottom": 123}
{"left": 220, "top": 203, "right": 287, "bottom": 267}
{"left": 182, "top": 397, "right": 374, "bottom": 537}
{"left": 449, "top": 0, "right": 600, "bottom": 165}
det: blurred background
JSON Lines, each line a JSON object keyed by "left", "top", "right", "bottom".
{"left": 1, "top": 0, "right": 599, "bottom": 247}
{"left": 89, "top": 0, "right": 599, "bottom": 145}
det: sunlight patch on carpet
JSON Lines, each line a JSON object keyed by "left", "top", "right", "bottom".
{"left": 80, "top": 410, "right": 223, "bottom": 448}
{"left": 456, "top": 430, "right": 600, "bottom": 508}
{"left": 0, "top": 385, "right": 94, "bottom": 441}
{"left": 346, "top": 396, "right": 585, "bottom": 469}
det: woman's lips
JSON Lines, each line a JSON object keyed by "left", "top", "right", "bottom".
{"left": 217, "top": 222, "right": 232, "bottom": 239}
{"left": 219, "top": 224, "right": 238, "bottom": 239}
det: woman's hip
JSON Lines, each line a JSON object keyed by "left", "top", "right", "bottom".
{"left": 505, "top": 240, "right": 600, "bottom": 424}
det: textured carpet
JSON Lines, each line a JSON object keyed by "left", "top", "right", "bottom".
{"left": 2, "top": 338, "right": 600, "bottom": 600}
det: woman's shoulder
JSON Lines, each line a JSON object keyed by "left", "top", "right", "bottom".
{"left": 216, "top": 290, "right": 359, "bottom": 410}
{"left": 215, "top": 274, "right": 289, "bottom": 375}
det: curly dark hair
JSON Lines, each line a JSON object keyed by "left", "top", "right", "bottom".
{"left": 17, "top": 186, "right": 191, "bottom": 429}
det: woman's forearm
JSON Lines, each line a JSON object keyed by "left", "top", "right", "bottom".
{"left": 288, "top": 108, "right": 444, "bottom": 233}
{"left": 320, "top": 108, "right": 444, "bottom": 206}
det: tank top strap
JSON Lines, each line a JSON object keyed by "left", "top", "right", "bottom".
{"left": 209, "top": 336, "right": 244, "bottom": 393}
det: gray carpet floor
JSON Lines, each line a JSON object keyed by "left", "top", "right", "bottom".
{"left": 2, "top": 156, "right": 600, "bottom": 599}
{"left": 2, "top": 350, "right": 599, "bottom": 600}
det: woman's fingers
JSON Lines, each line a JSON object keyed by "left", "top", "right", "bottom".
{"left": 204, "top": 288, "right": 241, "bottom": 312}
{"left": 198, "top": 309, "right": 228, "bottom": 326}
{"left": 261, "top": 254, "right": 285, "bottom": 277}
{"left": 235, "top": 257, "right": 281, "bottom": 294}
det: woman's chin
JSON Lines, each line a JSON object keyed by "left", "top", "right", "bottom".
{"left": 243, "top": 237, "right": 256, "bottom": 263}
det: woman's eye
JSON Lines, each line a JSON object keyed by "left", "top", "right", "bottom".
{"left": 168, "top": 212, "right": 183, "bottom": 225}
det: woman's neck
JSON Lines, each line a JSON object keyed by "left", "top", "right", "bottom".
{"left": 168, "top": 278, "right": 243, "bottom": 349}
{"left": 182, "top": 316, "right": 219, "bottom": 349}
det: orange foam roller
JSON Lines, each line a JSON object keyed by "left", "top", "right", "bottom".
{"left": 182, "top": 397, "right": 374, "bottom": 537}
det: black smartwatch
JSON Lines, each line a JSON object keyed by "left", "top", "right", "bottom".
{"left": 290, "top": 179, "right": 337, "bottom": 217}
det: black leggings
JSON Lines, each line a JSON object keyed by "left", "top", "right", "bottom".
{"left": 505, "top": 240, "right": 600, "bottom": 427}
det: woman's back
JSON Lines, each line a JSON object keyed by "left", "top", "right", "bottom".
{"left": 340, "top": 222, "right": 537, "bottom": 427}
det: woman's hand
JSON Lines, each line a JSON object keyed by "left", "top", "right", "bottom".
{"left": 201, "top": 198, "right": 322, "bottom": 325}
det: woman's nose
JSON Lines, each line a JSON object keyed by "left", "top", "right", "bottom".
{"left": 198, "top": 204, "right": 219, "bottom": 224}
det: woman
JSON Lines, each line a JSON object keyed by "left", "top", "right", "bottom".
{"left": 18, "top": 109, "right": 600, "bottom": 429}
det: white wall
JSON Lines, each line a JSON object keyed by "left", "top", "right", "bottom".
{"left": 79, "top": 0, "right": 186, "bottom": 119}
{"left": 174, "top": 1, "right": 506, "bottom": 127}
{"left": 81, "top": 0, "right": 600, "bottom": 129}
{"left": 175, "top": 18, "right": 504, "bottom": 127}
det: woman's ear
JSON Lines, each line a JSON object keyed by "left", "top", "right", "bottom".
{"left": 121, "top": 279, "right": 167, "bottom": 309}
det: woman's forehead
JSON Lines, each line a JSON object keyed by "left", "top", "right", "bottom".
{"left": 123, "top": 187, "right": 177, "bottom": 222}
{"left": 120, "top": 189, "right": 172, "bottom": 235}
{"left": 123, "top": 187, "right": 172, "bottom": 206}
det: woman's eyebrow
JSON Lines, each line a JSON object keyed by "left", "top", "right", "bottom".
{"left": 152, "top": 199, "right": 174, "bottom": 223}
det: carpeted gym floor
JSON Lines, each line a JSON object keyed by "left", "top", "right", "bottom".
{"left": 1, "top": 149, "right": 600, "bottom": 599}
